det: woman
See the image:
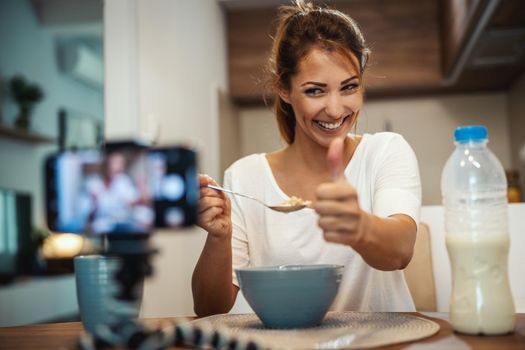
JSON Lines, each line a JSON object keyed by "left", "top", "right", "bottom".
{"left": 83, "top": 152, "right": 152, "bottom": 233}
{"left": 192, "top": 0, "right": 421, "bottom": 316}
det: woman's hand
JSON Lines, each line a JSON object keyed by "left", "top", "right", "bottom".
{"left": 314, "top": 138, "right": 370, "bottom": 247}
{"left": 314, "top": 181, "right": 370, "bottom": 247}
{"left": 198, "top": 174, "right": 232, "bottom": 239}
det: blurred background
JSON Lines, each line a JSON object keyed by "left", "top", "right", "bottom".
{"left": 0, "top": 0, "right": 524, "bottom": 327}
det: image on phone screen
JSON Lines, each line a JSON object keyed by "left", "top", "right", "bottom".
{"left": 46, "top": 147, "right": 197, "bottom": 235}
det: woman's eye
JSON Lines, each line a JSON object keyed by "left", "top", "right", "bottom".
{"left": 304, "top": 88, "right": 324, "bottom": 96}
{"left": 341, "top": 84, "right": 358, "bottom": 93}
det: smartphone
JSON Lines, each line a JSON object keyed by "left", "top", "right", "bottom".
{"left": 45, "top": 145, "right": 198, "bottom": 235}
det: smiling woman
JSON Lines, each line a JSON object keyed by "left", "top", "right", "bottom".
{"left": 192, "top": 0, "right": 422, "bottom": 318}
{"left": 277, "top": 48, "right": 363, "bottom": 150}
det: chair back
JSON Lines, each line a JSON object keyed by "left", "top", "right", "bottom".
{"left": 403, "top": 222, "right": 437, "bottom": 311}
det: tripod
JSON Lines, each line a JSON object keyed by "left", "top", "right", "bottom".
{"left": 78, "top": 235, "right": 261, "bottom": 350}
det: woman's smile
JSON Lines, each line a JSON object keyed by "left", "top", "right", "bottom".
{"left": 313, "top": 115, "right": 351, "bottom": 132}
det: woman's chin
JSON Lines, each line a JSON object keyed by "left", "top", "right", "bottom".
{"left": 312, "top": 133, "right": 348, "bottom": 149}
{"left": 314, "top": 126, "right": 350, "bottom": 143}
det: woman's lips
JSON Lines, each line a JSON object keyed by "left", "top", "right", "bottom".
{"left": 313, "top": 115, "right": 349, "bottom": 131}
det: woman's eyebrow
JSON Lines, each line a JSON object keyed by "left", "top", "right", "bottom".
{"left": 300, "top": 75, "right": 359, "bottom": 87}
{"left": 341, "top": 76, "right": 359, "bottom": 85}
{"left": 300, "top": 81, "right": 327, "bottom": 87}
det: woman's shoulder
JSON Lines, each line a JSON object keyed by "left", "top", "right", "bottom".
{"left": 363, "top": 131, "right": 405, "bottom": 143}
{"left": 225, "top": 153, "right": 267, "bottom": 176}
{"left": 353, "top": 132, "right": 414, "bottom": 165}
{"left": 223, "top": 153, "right": 269, "bottom": 189}
{"left": 360, "top": 132, "right": 411, "bottom": 151}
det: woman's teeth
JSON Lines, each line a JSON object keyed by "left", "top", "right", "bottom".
{"left": 315, "top": 118, "right": 345, "bottom": 130}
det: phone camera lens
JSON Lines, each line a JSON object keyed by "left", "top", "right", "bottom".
{"left": 165, "top": 207, "right": 184, "bottom": 227}
{"left": 160, "top": 174, "right": 185, "bottom": 201}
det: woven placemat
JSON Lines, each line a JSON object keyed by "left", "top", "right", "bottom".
{"left": 191, "top": 311, "right": 440, "bottom": 349}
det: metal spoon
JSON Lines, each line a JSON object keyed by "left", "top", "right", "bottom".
{"left": 206, "top": 184, "right": 310, "bottom": 213}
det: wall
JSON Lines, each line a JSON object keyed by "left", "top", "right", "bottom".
{"left": 104, "top": 0, "right": 227, "bottom": 317}
{"left": 218, "top": 89, "right": 241, "bottom": 183}
{"left": 508, "top": 73, "right": 525, "bottom": 197}
{"left": 236, "top": 93, "right": 512, "bottom": 205}
{"left": 238, "top": 106, "right": 285, "bottom": 159}
{"left": 0, "top": 0, "right": 103, "bottom": 226}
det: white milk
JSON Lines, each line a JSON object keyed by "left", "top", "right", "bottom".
{"left": 446, "top": 234, "right": 515, "bottom": 335}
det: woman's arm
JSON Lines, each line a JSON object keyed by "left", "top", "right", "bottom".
{"left": 316, "top": 137, "right": 418, "bottom": 271}
{"left": 315, "top": 184, "right": 416, "bottom": 270}
{"left": 192, "top": 233, "right": 239, "bottom": 316}
{"left": 357, "top": 213, "right": 416, "bottom": 270}
{"left": 191, "top": 175, "right": 238, "bottom": 316}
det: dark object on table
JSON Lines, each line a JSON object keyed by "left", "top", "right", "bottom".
{"left": 0, "top": 188, "right": 35, "bottom": 284}
{"left": 506, "top": 169, "right": 522, "bottom": 202}
{"left": 43, "top": 258, "right": 75, "bottom": 275}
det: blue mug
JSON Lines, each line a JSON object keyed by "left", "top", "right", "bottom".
{"left": 74, "top": 255, "right": 142, "bottom": 334}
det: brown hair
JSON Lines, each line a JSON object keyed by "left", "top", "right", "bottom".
{"left": 267, "top": 0, "right": 370, "bottom": 144}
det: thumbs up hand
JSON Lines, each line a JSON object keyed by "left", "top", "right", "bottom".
{"left": 314, "top": 137, "right": 369, "bottom": 248}
{"left": 327, "top": 137, "right": 346, "bottom": 182}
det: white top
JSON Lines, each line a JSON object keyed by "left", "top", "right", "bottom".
{"left": 84, "top": 174, "right": 139, "bottom": 232}
{"left": 224, "top": 132, "right": 422, "bottom": 311}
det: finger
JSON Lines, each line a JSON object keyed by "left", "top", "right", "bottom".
{"left": 198, "top": 206, "right": 224, "bottom": 223}
{"left": 200, "top": 187, "right": 224, "bottom": 198}
{"left": 318, "top": 216, "right": 359, "bottom": 232}
{"left": 199, "top": 182, "right": 231, "bottom": 204}
{"left": 198, "top": 174, "right": 213, "bottom": 186}
{"left": 323, "top": 230, "right": 351, "bottom": 245}
{"left": 327, "top": 137, "right": 345, "bottom": 182}
{"left": 222, "top": 192, "right": 232, "bottom": 211}
{"left": 316, "top": 182, "right": 357, "bottom": 200}
{"left": 314, "top": 200, "right": 360, "bottom": 216}
{"left": 198, "top": 196, "right": 226, "bottom": 213}
{"left": 199, "top": 174, "right": 222, "bottom": 189}
{"left": 207, "top": 187, "right": 230, "bottom": 206}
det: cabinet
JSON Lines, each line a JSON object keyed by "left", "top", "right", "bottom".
{"left": 225, "top": 0, "right": 525, "bottom": 103}
{"left": 0, "top": 275, "right": 78, "bottom": 327}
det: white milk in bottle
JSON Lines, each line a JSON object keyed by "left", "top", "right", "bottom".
{"left": 441, "top": 125, "right": 515, "bottom": 335}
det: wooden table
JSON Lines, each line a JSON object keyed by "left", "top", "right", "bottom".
{"left": 0, "top": 313, "right": 524, "bottom": 349}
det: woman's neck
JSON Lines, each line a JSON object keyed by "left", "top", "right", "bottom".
{"left": 282, "top": 133, "right": 357, "bottom": 176}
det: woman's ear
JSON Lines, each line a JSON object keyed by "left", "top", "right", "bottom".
{"left": 277, "top": 85, "right": 291, "bottom": 104}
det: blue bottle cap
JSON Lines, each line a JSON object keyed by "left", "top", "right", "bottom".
{"left": 454, "top": 125, "right": 488, "bottom": 142}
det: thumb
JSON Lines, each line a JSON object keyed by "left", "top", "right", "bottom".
{"left": 327, "top": 137, "right": 345, "bottom": 182}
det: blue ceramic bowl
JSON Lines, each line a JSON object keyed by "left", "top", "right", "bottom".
{"left": 235, "top": 264, "right": 343, "bottom": 329}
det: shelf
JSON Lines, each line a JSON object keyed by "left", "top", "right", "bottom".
{"left": 0, "top": 123, "right": 55, "bottom": 144}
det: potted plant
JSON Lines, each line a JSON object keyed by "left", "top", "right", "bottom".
{"left": 9, "top": 75, "right": 44, "bottom": 131}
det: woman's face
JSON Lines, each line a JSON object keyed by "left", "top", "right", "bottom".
{"left": 279, "top": 47, "right": 363, "bottom": 148}
{"left": 108, "top": 153, "right": 126, "bottom": 176}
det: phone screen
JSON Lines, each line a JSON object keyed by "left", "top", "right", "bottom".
{"left": 45, "top": 146, "right": 198, "bottom": 235}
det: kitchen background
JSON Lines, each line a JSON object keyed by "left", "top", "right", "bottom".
{"left": 0, "top": 0, "right": 524, "bottom": 326}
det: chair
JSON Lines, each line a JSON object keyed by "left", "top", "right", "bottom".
{"left": 403, "top": 222, "right": 437, "bottom": 311}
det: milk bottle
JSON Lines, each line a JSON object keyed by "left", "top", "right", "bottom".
{"left": 441, "top": 125, "right": 515, "bottom": 335}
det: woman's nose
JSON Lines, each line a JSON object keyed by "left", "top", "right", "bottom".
{"left": 324, "top": 93, "right": 345, "bottom": 119}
